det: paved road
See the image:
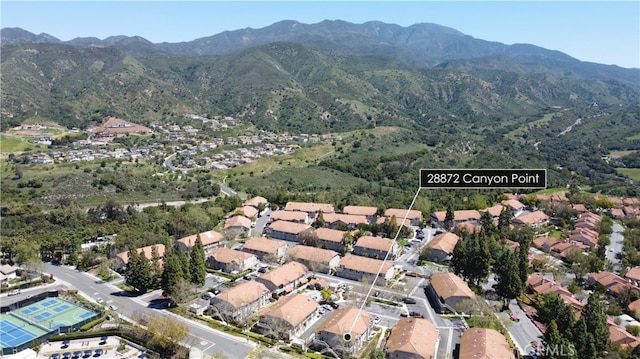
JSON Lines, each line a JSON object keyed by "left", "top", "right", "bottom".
{"left": 497, "top": 301, "right": 543, "bottom": 355}
{"left": 607, "top": 222, "right": 625, "bottom": 272}
{"left": 43, "top": 264, "right": 255, "bottom": 359}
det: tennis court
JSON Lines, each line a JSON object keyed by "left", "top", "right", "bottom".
{"left": 13, "top": 297, "right": 98, "bottom": 330}
{"left": 0, "top": 313, "right": 48, "bottom": 349}
{"left": 1, "top": 297, "right": 100, "bottom": 354}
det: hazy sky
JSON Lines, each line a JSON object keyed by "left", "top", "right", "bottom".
{"left": 2, "top": 1, "right": 639, "bottom": 68}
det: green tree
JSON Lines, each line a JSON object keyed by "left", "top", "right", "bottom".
{"left": 314, "top": 210, "right": 325, "bottom": 228}
{"left": 542, "top": 320, "right": 577, "bottom": 359}
{"left": 536, "top": 293, "right": 575, "bottom": 334}
{"left": 494, "top": 248, "right": 523, "bottom": 307}
{"left": 125, "top": 248, "right": 153, "bottom": 294}
{"left": 189, "top": 234, "right": 206, "bottom": 286}
{"left": 581, "top": 293, "right": 610, "bottom": 356}
{"left": 176, "top": 246, "right": 191, "bottom": 282}
{"left": 572, "top": 316, "right": 598, "bottom": 359}
{"left": 498, "top": 206, "right": 512, "bottom": 235}
{"left": 161, "top": 251, "right": 183, "bottom": 297}
{"left": 444, "top": 205, "right": 454, "bottom": 231}
{"left": 451, "top": 232, "right": 491, "bottom": 287}
{"left": 479, "top": 211, "right": 497, "bottom": 235}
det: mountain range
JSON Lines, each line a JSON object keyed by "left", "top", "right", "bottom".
{"left": 1, "top": 20, "right": 639, "bottom": 134}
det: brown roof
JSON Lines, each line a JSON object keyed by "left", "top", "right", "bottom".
{"left": 287, "top": 245, "right": 339, "bottom": 264}
{"left": 315, "top": 307, "right": 372, "bottom": 338}
{"left": 116, "top": 244, "right": 166, "bottom": 265}
{"left": 609, "top": 323, "right": 640, "bottom": 348}
{"left": 512, "top": 211, "right": 549, "bottom": 225}
{"left": 257, "top": 261, "right": 309, "bottom": 288}
{"left": 213, "top": 280, "right": 270, "bottom": 309}
{"left": 384, "top": 318, "right": 438, "bottom": 358}
{"left": 429, "top": 272, "right": 476, "bottom": 301}
{"left": 269, "top": 220, "right": 312, "bottom": 234}
{"left": 426, "top": 232, "right": 460, "bottom": 254}
{"left": 481, "top": 204, "right": 505, "bottom": 217}
{"left": 431, "top": 210, "right": 481, "bottom": 222}
{"left": 626, "top": 267, "right": 640, "bottom": 282}
{"left": 269, "top": 210, "right": 309, "bottom": 222}
{"left": 628, "top": 298, "right": 640, "bottom": 315}
{"left": 177, "top": 231, "right": 223, "bottom": 248}
{"left": 459, "top": 327, "right": 514, "bottom": 359}
{"left": 285, "top": 201, "right": 335, "bottom": 213}
{"left": 226, "top": 206, "right": 258, "bottom": 219}
{"left": 342, "top": 205, "right": 378, "bottom": 216}
{"left": 322, "top": 213, "right": 368, "bottom": 226}
{"left": 354, "top": 236, "right": 395, "bottom": 252}
{"left": 384, "top": 208, "right": 422, "bottom": 220}
{"left": 377, "top": 216, "right": 412, "bottom": 228}
{"left": 572, "top": 204, "right": 588, "bottom": 213}
{"left": 501, "top": 199, "right": 525, "bottom": 210}
{"left": 315, "top": 228, "right": 346, "bottom": 243}
{"left": 243, "top": 196, "right": 268, "bottom": 208}
{"left": 338, "top": 254, "right": 394, "bottom": 275}
{"left": 224, "top": 215, "right": 252, "bottom": 229}
{"left": 242, "top": 237, "right": 288, "bottom": 254}
{"left": 208, "top": 247, "right": 255, "bottom": 265}
{"left": 259, "top": 294, "right": 319, "bottom": 327}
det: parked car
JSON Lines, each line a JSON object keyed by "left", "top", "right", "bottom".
{"left": 403, "top": 297, "right": 417, "bottom": 304}
{"left": 8, "top": 290, "right": 21, "bottom": 296}
{"left": 409, "top": 311, "right": 424, "bottom": 318}
{"left": 373, "top": 316, "right": 381, "bottom": 324}
{"left": 108, "top": 304, "right": 118, "bottom": 311}
{"left": 400, "top": 311, "right": 409, "bottom": 317}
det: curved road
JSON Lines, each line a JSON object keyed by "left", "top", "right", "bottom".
{"left": 43, "top": 263, "right": 255, "bottom": 359}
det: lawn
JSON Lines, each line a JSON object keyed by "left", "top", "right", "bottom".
{"left": 617, "top": 168, "right": 640, "bottom": 181}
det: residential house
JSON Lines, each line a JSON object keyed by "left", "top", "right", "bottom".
{"left": 384, "top": 208, "right": 422, "bottom": 226}
{"left": 425, "top": 272, "right": 475, "bottom": 313}
{"left": 255, "top": 261, "right": 311, "bottom": 296}
{"left": 266, "top": 220, "right": 313, "bottom": 243}
{"left": 315, "top": 228, "right": 347, "bottom": 252}
{"left": 269, "top": 210, "right": 310, "bottom": 224}
{"left": 526, "top": 273, "right": 584, "bottom": 310}
{"left": 335, "top": 254, "right": 395, "bottom": 285}
{"left": 286, "top": 245, "right": 340, "bottom": 274}
{"left": 384, "top": 317, "right": 439, "bottom": 359}
{"left": 459, "top": 328, "right": 515, "bottom": 359}
{"left": 342, "top": 205, "right": 378, "bottom": 223}
{"left": 588, "top": 271, "right": 639, "bottom": 298}
{"left": 224, "top": 215, "right": 252, "bottom": 235}
{"left": 423, "top": 232, "right": 460, "bottom": 263}
{"left": 532, "top": 236, "right": 561, "bottom": 253}
{"left": 609, "top": 321, "right": 640, "bottom": 349}
{"left": 511, "top": 210, "right": 549, "bottom": 227}
{"left": 256, "top": 294, "right": 319, "bottom": 341}
{"left": 114, "top": 244, "right": 166, "bottom": 270}
{"left": 210, "top": 281, "right": 270, "bottom": 324}
{"left": 569, "top": 228, "right": 599, "bottom": 247}
{"left": 480, "top": 204, "right": 505, "bottom": 221}
{"left": 243, "top": 196, "right": 268, "bottom": 211}
{"left": 285, "top": 202, "right": 335, "bottom": 220}
{"left": 321, "top": 213, "right": 368, "bottom": 230}
{"left": 241, "top": 237, "right": 288, "bottom": 262}
{"left": 352, "top": 236, "right": 399, "bottom": 260}
{"left": 0, "top": 264, "right": 19, "bottom": 285}
{"left": 429, "top": 210, "right": 481, "bottom": 227}
{"left": 501, "top": 199, "right": 525, "bottom": 217}
{"left": 314, "top": 307, "right": 373, "bottom": 357}
{"left": 175, "top": 230, "right": 223, "bottom": 254}
{"left": 626, "top": 267, "right": 640, "bottom": 286}
{"left": 226, "top": 206, "right": 259, "bottom": 220}
{"left": 206, "top": 247, "right": 258, "bottom": 273}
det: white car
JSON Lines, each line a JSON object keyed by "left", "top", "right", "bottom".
{"left": 374, "top": 316, "right": 381, "bottom": 324}
{"left": 108, "top": 304, "right": 118, "bottom": 311}
{"left": 8, "top": 290, "right": 21, "bottom": 296}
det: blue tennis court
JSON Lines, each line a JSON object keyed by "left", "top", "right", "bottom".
{"left": 0, "top": 316, "right": 42, "bottom": 348}
{"left": 79, "top": 312, "right": 94, "bottom": 319}
{"left": 34, "top": 312, "right": 52, "bottom": 320}
{"left": 53, "top": 304, "right": 71, "bottom": 313}
{"left": 41, "top": 299, "right": 58, "bottom": 307}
